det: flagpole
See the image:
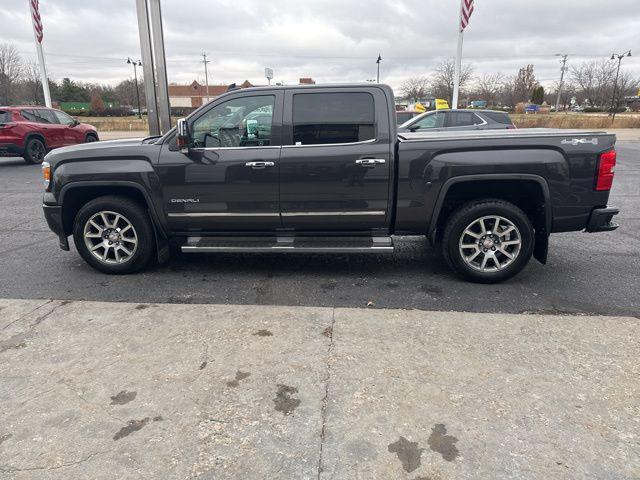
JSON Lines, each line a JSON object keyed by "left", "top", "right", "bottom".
{"left": 452, "top": 0, "right": 464, "bottom": 109}
{"left": 28, "top": 0, "right": 51, "bottom": 107}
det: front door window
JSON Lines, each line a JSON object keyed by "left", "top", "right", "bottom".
{"left": 190, "top": 95, "right": 275, "bottom": 148}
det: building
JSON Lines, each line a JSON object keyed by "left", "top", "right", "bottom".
{"left": 168, "top": 80, "right": 254, "bottom": 109}
{"left": 299, "top": 78, "right": 316, "bottom": 85}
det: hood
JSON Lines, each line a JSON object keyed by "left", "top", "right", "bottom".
{"left": 44, "top": 137, "right": 154, "bottom": 166}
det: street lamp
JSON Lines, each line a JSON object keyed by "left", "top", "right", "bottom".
{"left": 127, "top": 57, "right": 143, "bottom": 119}
{"left": 609, "top": 50, "right": 631, "bottom": 122}
{"left": 376, "top": 54, "right": 382, "bottom": 83}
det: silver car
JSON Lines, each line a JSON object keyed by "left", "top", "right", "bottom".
{"left": 398, "top": 109, "right": 516, "bottom": 133}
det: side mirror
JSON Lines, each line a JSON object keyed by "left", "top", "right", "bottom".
{"left": 72, "top": 118, "right": 80, "bottom": 127}
{"left": 176, "top": 118, "right": 190, "bottom": 153}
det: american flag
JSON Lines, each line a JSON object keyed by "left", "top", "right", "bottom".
{"left": 460, "top": 0, "right": 474, "bottom": 31}
{"left": 30, "top": 0, "right": 44, "bottom": 43}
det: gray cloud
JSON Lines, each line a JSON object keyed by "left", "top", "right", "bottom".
{"left": 1, "top": 0, "right": 638, "bottom": 91}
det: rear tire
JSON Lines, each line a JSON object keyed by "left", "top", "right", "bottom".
{"left": 23, "top": 137, "right": 46, "bottom": 164}
{"left": 73, "top": 196, "right": 155, "bottom": 274}
{"left": 441, "top": 199, "right": 534, "bottom": 283}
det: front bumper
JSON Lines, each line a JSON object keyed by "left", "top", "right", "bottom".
{"left": 585, "top": 206, "right": 619, "bottom": 233}
{"left": 0, "top": 143, "right": 23, "bottom": 157}
{"left": 43, "top": 203, "right": 70, "bottom": 250}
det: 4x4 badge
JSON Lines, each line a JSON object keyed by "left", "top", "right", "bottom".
{"left": 561, "top": 138, "right": 598, "bottom": 146}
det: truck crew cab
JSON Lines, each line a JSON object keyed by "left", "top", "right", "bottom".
{"left": 42, "top": 84, "right": 619, "bottom": 283}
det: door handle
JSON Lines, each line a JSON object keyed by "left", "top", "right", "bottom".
{"left": 245, "top": 161, "right": 275, "bottom": 169}
{"left": 355, "top": 158, "right": 386, "bottom": 167}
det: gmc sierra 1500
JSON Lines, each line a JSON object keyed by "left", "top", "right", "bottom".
{"left": 42, "top": 84, "right": 619, "bottom": 283}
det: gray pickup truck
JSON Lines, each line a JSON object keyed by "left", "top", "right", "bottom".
{"left": 42, "top": 84, "right": 619, "bottom": 283}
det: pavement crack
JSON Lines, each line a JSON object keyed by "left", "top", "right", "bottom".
{"left": 316, "top": 308, "right": 336, "bottom": 479}
{"left": 0, "top": 450, "right": 108, "bottom": 473}
{"left": 1, "top": 300, "right": 54, "bottom": 331}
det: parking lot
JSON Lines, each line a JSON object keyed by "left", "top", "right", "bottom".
{"left": 0, "top": 137, "right": 639, "bottom": 479}
{"left": 0, "top": 140, "right": 638, "bottom": 316}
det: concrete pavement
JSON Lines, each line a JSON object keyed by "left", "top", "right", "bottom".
{"left": 1, "top": 298, "right": 638, "bottom": 479}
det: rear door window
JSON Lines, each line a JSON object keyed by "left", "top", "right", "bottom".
{"left": 292, "top": 92, "right": 375, "bottom": 145}
{"left": 483, "top": 111, "right": 513, "bottom": 125}
{"left": 37, "top": 109, "right": 59, "bottom": 124}
{"left": 449, "top": 112, "right": 483, "bottom": 127}
{"left": 22, "top": 109, "right": 55, "bottom": 124}
{"left": 0, "top": 110, "right": 10, "bottom": 123}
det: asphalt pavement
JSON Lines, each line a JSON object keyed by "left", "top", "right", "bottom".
{"left": 0, "top": 141, "right": 638, "bottom": 316}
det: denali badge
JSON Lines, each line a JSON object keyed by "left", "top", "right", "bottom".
{"left": 561, "top": 138, "right": 598, "bottom": 146}
{"left": 171, "top": 198, "right": 200, "bottom": 203}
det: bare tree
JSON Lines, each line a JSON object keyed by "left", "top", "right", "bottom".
{"left": 399, "top": 76, "right": 430, "bottom": 101}
{"left": 21, "top": 59, "right": 42, "bottom": 104}
{"left": 430, "top": 58, "right": 473, "bottom": 103}
{"left": 0, "top": 43, "right": 24, "bottom": 104}
{"left": 570, "top": 59, "right": 616, "bottom": 107}
{"left": 474, "top": 72, "right": 503, "bottom": 106}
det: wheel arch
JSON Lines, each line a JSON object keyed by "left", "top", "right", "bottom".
{"left": 60, "top": 182, "right": 165, "bottom": 238}
{"left": 24, "top": 132, "right": 47, "bottom": 148}
{"left": 429, "top": 174, "right": 551, "bottom": 264}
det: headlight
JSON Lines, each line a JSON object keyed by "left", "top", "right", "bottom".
{"left": 42, "top": 161, "right": 50, "bottom": 188}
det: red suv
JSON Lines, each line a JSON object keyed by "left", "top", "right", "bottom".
{"left": 0, "top": 106, "right": 98, "bottom": 164}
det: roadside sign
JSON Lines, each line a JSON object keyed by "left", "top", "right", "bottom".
{"left": 265, "top": 67, "right": 273, "bottom": 80}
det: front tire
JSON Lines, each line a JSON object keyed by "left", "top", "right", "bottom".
{"left": 23, "top": 137, "right": 46, "bottom": 164}
{"left": 85, "top": 133, "right": 98, "bottom": 142}
{"left": 441, "top": 199, "right": 534, "bottom": 283}
{"left": 73, "top": 196, "right": 155, "bottom": 274}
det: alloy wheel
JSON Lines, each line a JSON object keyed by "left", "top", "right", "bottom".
{"left": 458, "top": 215, "right": 522, "bottom": 272}
{"left": 29, "top": 140, "right": 45, "bottom": 162}
{"left": 83, "top": 211, "right": 138, "bottom": 264}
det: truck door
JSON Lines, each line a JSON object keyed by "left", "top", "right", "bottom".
{"left": 157, "top": 92, "right": 283, "bottom": 232}
{"left": 279, "top": 88, "right": 392, "bottom": 231}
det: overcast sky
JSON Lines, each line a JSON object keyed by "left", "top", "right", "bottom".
{"left": 1, "top": 0, "right": 639, "bottom": 91}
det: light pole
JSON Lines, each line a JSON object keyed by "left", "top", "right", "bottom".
{"left": 555, "top": 54, "right": 568, "bottom": 113}
{"left": 127, "top": 57, "right": 142, "bottom": 119}
{"left": 376, "top": 54, "right": 382, "bottom": 83}
{"left": 609, "top": 50, "right": 632, "bottom": 122}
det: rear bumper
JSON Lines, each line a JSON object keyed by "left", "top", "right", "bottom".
{"left": 0, "top": 143, "right": 23, "bottom": 157}
{"left": 43, "top": 203, "right": 70, "bottom": 250}
{"left": 585, "top": 206, "right": 619, "bottom": 233}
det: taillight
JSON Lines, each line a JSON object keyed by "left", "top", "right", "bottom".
{"left": 596, "top": 149, "right": 616, "bottom": 191}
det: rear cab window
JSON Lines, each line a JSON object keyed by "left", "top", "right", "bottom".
{"left": 292, "top": 92, "right": 375, "bottom": 145}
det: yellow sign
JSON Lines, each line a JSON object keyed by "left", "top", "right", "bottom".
{"left": 435, "top": 98, "right": 450, "bottom": 110}
{"left": 414, "top": 103, "right": 426, "bottom": 113}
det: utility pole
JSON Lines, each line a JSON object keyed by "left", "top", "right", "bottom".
{"left": 127, "top": 58, "right": 142, "bottom": 119}
{"left": 202, "top": 52, "right": 210, "bottom": 103}
{"left": 609, "top": 50, "right": 632, "bottom": 122}
{"left": 376, "top": 54, "right": 382, "bottom": 83}
{"left": 555, "top": 54, "right": 568, "bottom": 113}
